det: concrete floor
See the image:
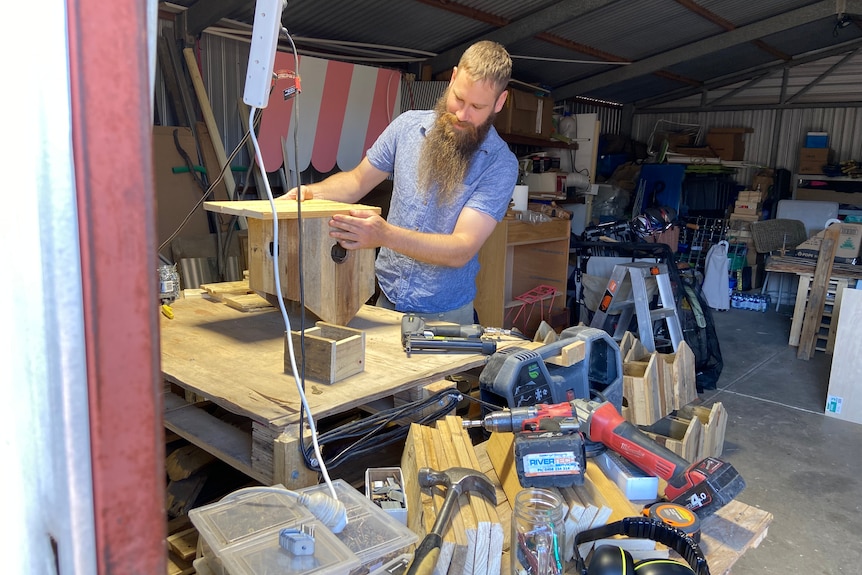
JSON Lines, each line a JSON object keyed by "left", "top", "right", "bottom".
{"left": 703, "top": 305, "right": 862, "bottom": 574}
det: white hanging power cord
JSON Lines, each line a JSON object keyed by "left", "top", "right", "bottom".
{"left": 247, "top": 60, "right": 338, "bottom": 503}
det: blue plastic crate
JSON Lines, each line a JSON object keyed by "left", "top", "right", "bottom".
{"left": 805, "top": 132, "right": 828, "bottom": 148}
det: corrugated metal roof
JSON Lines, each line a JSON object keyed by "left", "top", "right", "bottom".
{"left": 699, "top": 0, "right": 820, "bottom": 26}
{"left": 549, "top": 0, "right": 724, "bottom": 61}
{"left": 161, "top": 0, "right": 862, "bottom": 110}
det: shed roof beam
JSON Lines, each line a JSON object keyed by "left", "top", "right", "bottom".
{"left": 785, "top": 47, "right": 860, "bottom": 103}
{"left": 634, "top": 35, "right": 862, "bottom": 109}
{"left": 706, "top": 72, "right": 774, "bottom": 107}
{"left": 424, "top": 0, "right": 617, "bottom": 74}
{"left": 557, "top": 0, "right": 861, "bottom": 100}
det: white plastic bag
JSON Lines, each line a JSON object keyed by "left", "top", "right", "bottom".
{"left": 703, "top": 240, "right": 730, "bottom": 311}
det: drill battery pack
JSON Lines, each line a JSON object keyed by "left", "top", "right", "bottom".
{"left": 514, "top": 430, "right": 587, "bottom": 488}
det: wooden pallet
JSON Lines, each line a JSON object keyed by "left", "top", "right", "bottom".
{"left": 788, "top": 274, "right": 849, "bottom": 353}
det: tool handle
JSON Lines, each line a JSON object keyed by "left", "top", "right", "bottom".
{"left": 405, "top": 533, "right": 442, "bottom": 575}
{"left": 587, "top": 402, "right": 691, "bottom": 490}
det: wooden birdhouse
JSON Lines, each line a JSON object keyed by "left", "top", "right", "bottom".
{"left": 204, "top": 199, "right": 380, "bottom": 325}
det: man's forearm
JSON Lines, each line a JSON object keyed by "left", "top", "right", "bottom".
{"left": 381, "top": 225, "right": 481, "bottom": 268}
{"left": 298, "top": 172, "right": 363, "bottom": 203}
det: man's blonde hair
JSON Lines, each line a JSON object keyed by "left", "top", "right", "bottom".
{"left": 457, "top": 41, "right": 512, "bottom": 95}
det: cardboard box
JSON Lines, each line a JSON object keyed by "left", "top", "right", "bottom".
{"left": 734, "top": 200, "right": 761, "bottom": 212}
{"left": 729, "top": 212, "right": 761, "bottom": 222}
{"left": 798, "top": 147, "right": 833, "bottom": 174}
{"left": 494, "top": 89, "right": 553, "bottom": 138}
{"left": 706, "top": 127, "right": 752, "bottom": 161}
{"left": 794, "top": 223, "right": 862, "bottom": 261}
{"left": 749, "top": 169, "right": 774, "bottom": 195}
{"left": 525, "top": 171, "right": 568, "bottom": 196}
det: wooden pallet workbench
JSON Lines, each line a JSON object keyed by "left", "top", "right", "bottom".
{"left": 161, "top": 295, "right": 519, "bottom": 488}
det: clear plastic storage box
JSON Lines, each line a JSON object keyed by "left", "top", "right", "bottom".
{"left": 297, "top": 479, "right": 417, "bottom": 573}
{"left": 219, "top": 518, "right": 361, "bottom": 575}
{"left": 189, "top": 487, "right": 361, "bottom": 575}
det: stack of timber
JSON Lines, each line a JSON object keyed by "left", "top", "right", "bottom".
{"left": 485, "top": 432, "right": 665, "bottom": 564}
{"left": 401, "top": 416, "right": 504, "bottom": 575}
{"left": 619, "top": 331, "right": 697, "bottom": 425}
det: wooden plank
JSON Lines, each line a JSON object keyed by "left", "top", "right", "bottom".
{"left": 425, "top": 425, "right": 468, "bottom": 575}
{"left": 825, "top": 288, "right": 862, "bottom": 424}
{"left": 199, "top": 280, "right": 252, "bottom": 299}
{"left": 788, "top": 274, "right": 811, "bottom": 346}
{"left": 698, "top": 499, "right": 773, "bottom": 575}
{"left": 166, "top": 551, "right": 195, "bottom": 575}
{"left": 166, "top": 527, "right": 198, "bottom": 562}
{"left": 163, "top": 392, "right": 265, "bottom": 483}
{"left": 223, "top": 292, "right": 273, "bottom": 312}
{"left": 561, "top": 340, "right": 586, "bottom": 366}
{"left": 181, "top": 48, "right": 240, "bottom": 207}
{"left": 165, "top": 444, "right": 215, "bottom": 481}
{"left": 797, "top": 224, "right": 840, "bottom": 360}
{"left": 825, "top": 278, "right": 848, "bottom": 353}
{"left": 271, "top": 426, "right": 320, "bottom": 489}
{"left": 204, "top": 198, "right": 381, "bottom": 220}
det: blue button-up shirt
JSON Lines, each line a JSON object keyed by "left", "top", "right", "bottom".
{"left": 366, "top": 110, "right": 518, "bottom": 314}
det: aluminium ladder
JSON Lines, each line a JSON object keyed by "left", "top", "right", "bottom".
{"left": 590, "top": 262, "right": 683, "bottom": 353}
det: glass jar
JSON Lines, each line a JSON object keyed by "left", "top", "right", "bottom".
{"left": 511, "top": 488, "right": 565, "bottom": 575}
{"left": 158, "top": 263, "right": 180, "bottom": 303}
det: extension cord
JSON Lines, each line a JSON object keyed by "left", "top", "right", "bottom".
{"left": 243, "top": 0, "right": 287, "bottom": 108}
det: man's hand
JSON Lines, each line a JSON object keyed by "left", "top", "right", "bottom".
{"left": 329, "top": 210, "right": 388, "bottom": 250}
{"left": 281, "top": 185, "right": 315, "bottom": 201}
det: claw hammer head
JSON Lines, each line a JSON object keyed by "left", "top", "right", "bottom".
{"left": 418, "top": 466, "right": 496, "bottom": 505}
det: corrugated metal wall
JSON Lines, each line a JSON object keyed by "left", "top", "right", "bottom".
{"left": 557, "top": 97, "right": 623, "bottom": 137}
{"left": 632, "top": 108, "right": 862, "bottom": 186}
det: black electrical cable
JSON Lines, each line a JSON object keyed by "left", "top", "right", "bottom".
{"left": 158, "top": 102, "right": 266, "bottom": 255}
{"left": 302, "top": 389, "right": 464, "bottom": 471}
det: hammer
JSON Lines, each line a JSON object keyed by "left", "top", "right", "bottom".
{"left": 405, "top": 466, "right": 497, "bottom": 575}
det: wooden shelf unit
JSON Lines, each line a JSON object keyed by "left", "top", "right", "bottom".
{"left": 475, "top": 218, "right": 571, "bottom": 335}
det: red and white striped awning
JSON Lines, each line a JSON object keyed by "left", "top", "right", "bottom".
{"left": 257, "top": 52, "right": 402, "bottom": 175}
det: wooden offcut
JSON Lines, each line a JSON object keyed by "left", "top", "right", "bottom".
{"left": 286, "top": 322, "right": 365, "bottom": 384}
{"left": 205, "top": 199, "right": 379, "bottom": 326}
{"left": 623, "top": 354, "right": 663, "bottom": 425}
{"left": 643, "top": 402, "right": 727, "bottom": 462}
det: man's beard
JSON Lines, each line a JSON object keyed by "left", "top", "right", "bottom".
{"left": 418, "top": 95, "right": 495, "bottom": 205}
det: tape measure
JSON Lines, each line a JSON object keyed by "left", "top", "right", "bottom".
{"left": 644, "top": 502, "right": 701, "bottom": 542}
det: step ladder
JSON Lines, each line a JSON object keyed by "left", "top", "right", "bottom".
{"left": 590, "top": 262, "right": 683, "bottom": 353}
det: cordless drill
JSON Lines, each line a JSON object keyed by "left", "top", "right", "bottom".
{"left": 465, "top": 399, "right": 746, "bottom": 517}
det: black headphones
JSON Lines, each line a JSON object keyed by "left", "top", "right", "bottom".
{"left": 573, "top": 516, "right": 710, "bottom": 575}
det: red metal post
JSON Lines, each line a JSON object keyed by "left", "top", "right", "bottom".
{"left": 67, "top": 0, "right": 165, "bottom": 573}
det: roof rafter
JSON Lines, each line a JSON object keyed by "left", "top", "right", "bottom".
{"left": 674, "top": 0, "right": 791, "bottom": 61}
{"left": 556, "top": 0, "right": 860, "bottom": 101}
{"left": 423, "top": 0, "right": 617, "bottom": 73}
{"left": 635, "top": 36, "right": 862, "bottom": 110}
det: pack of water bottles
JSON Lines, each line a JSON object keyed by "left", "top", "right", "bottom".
{"left": 730, "top": 292, "right": 770, "bottom": 312}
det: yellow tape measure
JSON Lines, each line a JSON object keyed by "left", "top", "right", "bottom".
{"left": 644, "top": 502, "right": 701, "bottom": 542}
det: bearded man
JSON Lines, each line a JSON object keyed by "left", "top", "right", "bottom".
{"left": 285, "top": 41, "right": 518, "bottom": 323}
